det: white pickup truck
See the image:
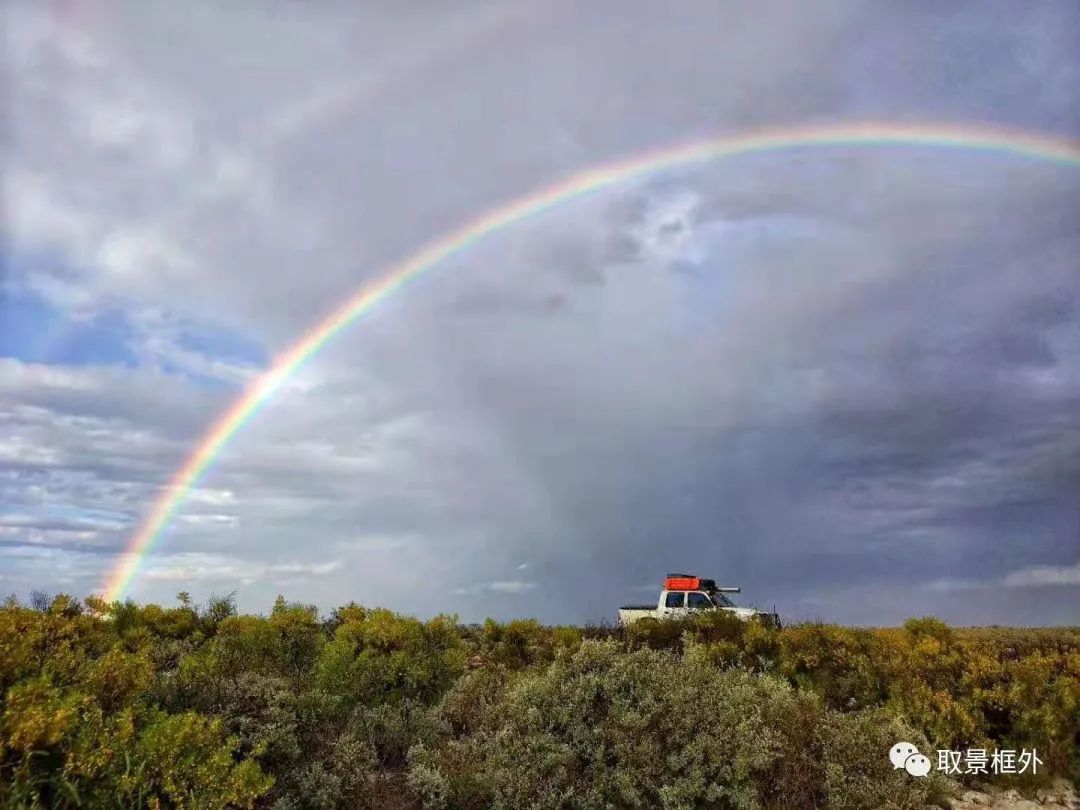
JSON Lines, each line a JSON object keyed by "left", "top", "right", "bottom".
{"left": 618, "top": 574, "right": 779, "bottom": 627}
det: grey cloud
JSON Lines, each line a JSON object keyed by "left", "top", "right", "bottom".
{"left": 454, "top": 581, "right": 538, "bottom": 597}
{"left": 2, "top": 1, "right": 1077, "bottom": 623}
{"left": 447, "top": 288, "right": 568, "bottom": 318}
{"left": 1003, "top": 562, "right": 1080, "bottom": 589}
{"left": 537, "top": 240, "right": 608, "bottom": 287}
{"left": 926, "top": 561, "right": 1080, "bottom": 593}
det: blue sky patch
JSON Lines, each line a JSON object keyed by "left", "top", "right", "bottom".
{"left": 0, "top": 284, "right": 140, "bottom": 367}
{"left": 177, "top": 323, "right": 267, "bottom": 369}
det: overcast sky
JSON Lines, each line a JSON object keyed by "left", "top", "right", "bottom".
{"left": 2, "top": 1, "right": 1078, "bottom": 625}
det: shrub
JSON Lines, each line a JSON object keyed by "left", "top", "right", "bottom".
{"left": 623, "top": 616, "right": 685, "bottom": 651}
{"left": 778, "top": 623, "right": 884, "bottom": 710}
{"left": 270, "top": 596, "right": 325, "bottom": 683}
{"left": 275, "top": 732, "right": 378, "bottom": 810}
{"left": 315, "top": 609, "right": 465, "bottom": 709}
{"left": 411, "top": 640, "right": 826, "bottom": 809}
{"left": 116, "top": 710, "right": 274, "bottom": 807}
{"left": 433, "top": 665, "right": 514, "bottom": 737}
{"left": 349, "top": 699, "right": 447, "bottom": 768}
{"left": 3, "top": 595, "right": 1078, "bottom": 807}
{"left": 820, "top": 708, "right": 949, "bottom": 810}
{"left": 472, "top": 618, "right": 566, "bottom": 670}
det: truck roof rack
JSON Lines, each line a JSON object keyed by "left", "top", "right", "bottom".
{"left": 665, "top": 575, "right": 718, "bottom": 591}
{"left": 663, "top": 574, "right": 740, "bottom": 593}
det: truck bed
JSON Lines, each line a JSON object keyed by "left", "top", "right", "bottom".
{"left": 619, "top": 604, "right": 655, "bottom": 611}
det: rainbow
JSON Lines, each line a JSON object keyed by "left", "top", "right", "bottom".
{"left": 101, "top": 121, "right": 1080, "bottom": 602}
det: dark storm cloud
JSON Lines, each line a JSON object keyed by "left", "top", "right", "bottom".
{"left": 3, "top": 0, "right": 1078, "bottom": 622}
{"left": 538, "top": 240, "right": 608, "bottom": 287}
{"left": 403, "top": 161, "right": 1080, "bottom": 623}
{"left": 446, "top": 288, "right": 569, "bottom": 318}
{"left": 841, "top": 1, "right": 1079, "bottom": 131}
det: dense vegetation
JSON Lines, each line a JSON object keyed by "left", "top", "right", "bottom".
{"left": 1, "top": 593, "right": 1077, "bottom": 809}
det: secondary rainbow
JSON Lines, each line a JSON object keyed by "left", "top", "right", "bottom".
{"left": 102, "top": 121, "right": 1080, "bottom": 602}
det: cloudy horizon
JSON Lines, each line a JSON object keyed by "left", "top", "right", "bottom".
{"left": 2, "top": 1, "right": 1078, "bottom": 625}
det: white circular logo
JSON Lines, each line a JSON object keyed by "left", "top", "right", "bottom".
{"left": 889, "top": 741, "right": 919, "bottom": 770}
{"left": 904, "top": 753, "right": 932, "bottom": 777}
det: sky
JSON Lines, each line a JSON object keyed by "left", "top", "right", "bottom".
{"left": 1, "top": 0, "right": 1078, "bottom": 625}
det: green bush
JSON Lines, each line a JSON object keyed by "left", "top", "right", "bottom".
{"left": 820, "top": 709, "right": 948, "bottom": 809}
{"left": 778, "top": 623, "right": 885, "bottom": 710}
{"left": 2, "top": 594, "right": 1077, "bottom": 807}
{"left": 0, "top": 598, "right": 273, "bottom": 808}
{"left": 349, "top": 699, "right": 447, "bottom": 768}
{"left": 274, "top": 732, "right": 377, "bottom": 810}
{"left": 411, "top": 640, "right": 826, "bottom": 809}
{"left": 315, "top": 609, "right": 465, "bottom": 709}
{"left": 466, "top": 618, "right": 576, "bottom": 670}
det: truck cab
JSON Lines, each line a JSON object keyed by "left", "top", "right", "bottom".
{"left": 618, "top": 574, "right": 778, "bottom": 627}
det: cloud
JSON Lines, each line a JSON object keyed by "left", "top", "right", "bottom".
{"left": 141, "top": 553, "right": 340, "bottom": 584}
{"left": 331, "top": 536, "right": 412, "bottom": 553}
{"left": 1, "top": 0, "right": 1077, "bottom": 625}
{"left": 921, "top": 578, "right": 984, "bottom": 594}
{"left": 454, "top": 581, "right": 538, "bottom": 596}
{"left": 446, "top": 288, "right": 569, "bottom": 319}
{"left": 1002, "top": 562, "right": 1080, "bottom": 588}
{"left": 488, "top": 581, "right": 538, "bottom": 594}
{"left": 175, "top": 514, "right": 238, "bottom": 528}
{"left": 0, "top": 513, "right": 126, "bottom": 534}
{"left": 268, "top": 561, "right": 341, "bottom": 577}
{"left": 123, "top": 308, "right": 265, "bottom": 386}
{"left": 185, "top": 489, "right": 237, "bottom": 507}
{"left": 923, "top": 561, "right": 1080, "bottom": 593}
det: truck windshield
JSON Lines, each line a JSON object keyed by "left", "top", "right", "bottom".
{"left": 710, "top": 593, "right": 734, "bottom": 608}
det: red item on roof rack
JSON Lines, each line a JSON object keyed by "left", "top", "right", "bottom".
{"left": 664, "top": 575, "right": 701, "bottom": 591}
